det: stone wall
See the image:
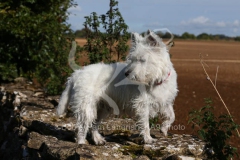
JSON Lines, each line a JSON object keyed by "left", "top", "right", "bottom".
{"left": 0, "top": 81, "right": 206, "bottom": 160}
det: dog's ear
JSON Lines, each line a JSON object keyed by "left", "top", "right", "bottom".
{"left": 131, "top": 32, "right": 143, "bottom": 50}
{"left": 147, "top": 29, "right": 151, "bottom": 35}
{"left": 131, "top": 33, "right": 137, "bottom": 50}
{"left": 131, "top": 32, "right": 136, "bottom": 44}
{"left": 166, "top": 41, "right": 174, "bottom": 51}
{"left": 146, "top": 30, "right": 158, "bottom": 46}
{"left": 148, "top": 35, "right": 157, "bottom": 45}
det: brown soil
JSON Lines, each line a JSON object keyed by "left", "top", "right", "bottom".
{"left": 76, "top": 39, "right": 240, "bottom": 149}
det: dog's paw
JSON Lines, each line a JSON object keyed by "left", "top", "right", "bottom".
{"left": 95, "top": 138, "right": 106, "bottom": 145}
{"left": 92, "top": 132, "right": 106, "bottom": 145}
{"left": 78, "top": 139, "right": 88, "bottom": 145}
{"left": 144, "top": 137, "right": 157, "bottom": 144}
{"left": 160, "top": 127, "right": 168, "bottom": 136}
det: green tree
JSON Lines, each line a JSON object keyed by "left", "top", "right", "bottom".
{"left": 181, "top": 32, "right": 196, "bottom": 39}
{"left": 74, "top": 28, "right": 92, "bottom": 38}
{"left": 234, "top": 36, "right": 240, "bottom": 41}
{"left": 0, "top": 0, "right": 75, "bottom": 94}
{"left": 197, "top": 33, "right": 210, "bottom": 40}
{"left": 81, "top": 0, "right": 130, "bottom": 64}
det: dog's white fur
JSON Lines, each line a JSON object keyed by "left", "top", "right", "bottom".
{"left": 57, "top": 30, "right": 178, "bottom": 145}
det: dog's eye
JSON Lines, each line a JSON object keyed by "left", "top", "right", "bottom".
{"left": 140, "top": 59, "right": 146, "bottom": 63}
{"left": 132, "top": 57, "right": 138, "bottom": 62}
{"left": 126, "top": 59, "right": 132, "bottom": 63}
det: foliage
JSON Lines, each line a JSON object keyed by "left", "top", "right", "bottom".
{"left": 74, "top": 28, "right": 92, "bottom": 38}
{"left": 188, "top": 98, "right": 239, "bottom": 160}
{"left": 149, "top": 116, "right": 159, "bottom": 128}
{"left": 0, "top": 0, "right": 76, "bottom": 94}
{"left": 196, "top": 33, "right": 211, "bottom": 40}
{"left": 0, "top": 64, "right": 18, "bottom": 82}
{"left": 181, "top": 32, "right": 196, "bottom": 39}
{"left": 234, "top": 36, "right": 240, "bottom": 41}
{"left": 80, "top": 0, "right": 130, "bottom": 64}
{"left": 173, "top": 32, "right": 238, "bottom": 41}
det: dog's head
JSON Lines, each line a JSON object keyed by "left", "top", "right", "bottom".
{"left": 125, "top": 30, "right": 172, "bottom": 85}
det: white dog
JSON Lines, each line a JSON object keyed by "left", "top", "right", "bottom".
{"left": 56, "top": 30, "right": 178, "bottom": 145}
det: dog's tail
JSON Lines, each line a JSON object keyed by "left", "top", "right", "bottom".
{"left": 56, "top": 78, "right": 72, "bottom": 116}
{"left": 68, "top": 41, "right": 81, "bottom": 71}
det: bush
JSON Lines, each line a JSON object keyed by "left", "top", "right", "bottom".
{"left": 0, "top": 0, "right": 76, "bottom": 94}
{"left": 80, "top": 0, "right": 130, "bottom": 64}
{"left": 188, "top": 98, "right": 239, "bottom": 160}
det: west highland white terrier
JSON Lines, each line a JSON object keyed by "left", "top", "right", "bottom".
{"left": 56, "top": 30, "right": 178, "bottom": 145}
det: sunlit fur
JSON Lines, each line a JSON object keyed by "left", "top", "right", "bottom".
{"left": 57, "top": 30, "right": 178, "bottom": 145}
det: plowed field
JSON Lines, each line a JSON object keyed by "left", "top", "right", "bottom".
{"left": 170, "top": 40, "right": 240, "bottom": 149}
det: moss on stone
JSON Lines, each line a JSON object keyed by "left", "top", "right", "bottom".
{"left": 121, "top": 145, "right": 165, "bottom": 159}
{"left": 112, "top": 129, "right": 131, "bottom": 136}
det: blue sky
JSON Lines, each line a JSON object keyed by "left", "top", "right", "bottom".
{"left": 67, "top": 0, "right": 240, "bottom": 37}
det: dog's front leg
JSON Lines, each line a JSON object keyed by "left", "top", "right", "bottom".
{"left": 142, "top": 123, "right": 157, "bottom": 144}
{"left": 160, "top": 104, "right": 175, "bottom": 136}
{"left": 136, "top": 105, "right": 157, "bottom": 144}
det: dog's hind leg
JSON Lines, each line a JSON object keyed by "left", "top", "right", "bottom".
{"left": 76, "top": 120, "right": 89, "bottom": 144}
{"left": 75, "top": 102, "right": 98, "bottom": 144}
{"left": 160, "top": 104, "right": 175, "bottom": 136}
{"left": 92, "top": 120, "right": 106, "bottom": 145}
{"left": 91, "top": 105, "right": 109, "bottom": 145}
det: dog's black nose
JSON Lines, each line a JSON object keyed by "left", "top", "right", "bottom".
{"left": 125, "top": 71, "right": 130, "bottom": 77}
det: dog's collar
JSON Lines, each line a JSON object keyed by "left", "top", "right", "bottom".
{"left": 155, "top": 71, "right": 171, "bottom": 85}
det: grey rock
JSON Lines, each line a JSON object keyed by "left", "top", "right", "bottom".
{"left": 134, "top": 155, "right": 150, "bottom": 160}
{"left": 33, "top": 91, "right": 45, "bottom": 97}
{"left": 14, "top": 77, "right": 28, "bottom": 84}
{"left": 28, "top": 132, "right": 132, "bottom": 160}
